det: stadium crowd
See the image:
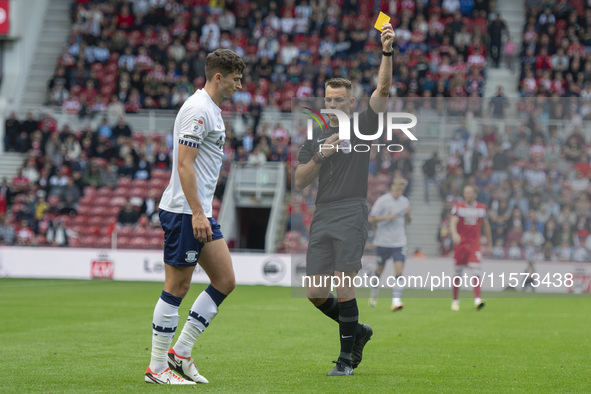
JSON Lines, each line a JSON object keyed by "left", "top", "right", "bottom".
{"left": 49, "top": 0, "right": 492, "bottom": 119}
{"left": 434, "top": 0, "right": 591, "bottom": 262}
{"left": 1, "top": 110, "right": 295, "bottom": 247}
{"left": 436, "top": 95, "right": 591, "bottom": 262}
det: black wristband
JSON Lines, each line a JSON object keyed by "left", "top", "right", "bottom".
{"left": 312, "top": 152, "right": 324, "bottom": 164}
{"left": 382, "top": 50, "right": 393, "bottom": 56}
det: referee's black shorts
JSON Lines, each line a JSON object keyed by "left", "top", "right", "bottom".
{"left": 306, "top": 198, "right": 368, "bottom": 275}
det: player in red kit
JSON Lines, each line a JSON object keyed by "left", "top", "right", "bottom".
{"left": 449, "top": 185, "right": 492, "bottom": 311}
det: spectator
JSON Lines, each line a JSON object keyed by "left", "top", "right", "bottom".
{"left": 16, "top": 219, "right": 35, "bottom": 246}
{"left": 11, "top": 168, "right": 30, "bottom": 197}
{"left": 0, "top": 190, "right": 6, "bottom": 216}
{"left": 234, "top": 146, "right": 248, "bottom": 166}
{"left": 48, "top": 167, "right": 69, "bottom": 196}
{"left": 504, "top": 35, "right": 517, "bottom": 72}
{"left": 97, "top": 117, "right": 112, "bottom": 140}
{"left": 34, "top": 195, "right": 49, "bottom": 221}
{"left": 117, "top": 200, "right": 139, "bottom": 226}
{"left": 488, "top": 86, "right": 509, "bottom": 118}
{"left": 4, "top": 112, "right": 21, "bottom": 152}
{"left": 488, "top": 13, "right": 507, "bottom": 68}
{"left": 134, "top": 154, "right": 152, "bottom": 180}
{"left": 100, "top": 164, "right": 119, "bottom": 189}
{"left": 118, "top": 155, "right": 136, "bottom": 178}
{"left": 449, "top": 132, "right": 466, "bottom": 156}
{"left": 140, "top": 189, "right": 158, "bottom": 218}
{"left": 112, "top": 116, "right": 133, "bottom": 141}
{"left": 522, "top": 222, "right": 545, "bottom": 249}
{"left": 59, "top": 177, "right": 81, "bottom": 215}
{"left": 248, "top": 145, "right": 267, "bottom": 166}
{"left": 0, "top": 215, "right": 16, "bottom": 245}
{"left": 46, "top": 218, "right": 69, "bottom": 246}
{"left": 422, "top": 151, "right": 442, "bottom": 204}
{"left": 241, "top": 128, "right": 255, "bottom": 153}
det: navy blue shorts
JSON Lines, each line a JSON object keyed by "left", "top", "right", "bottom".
{"left": 160, "top": 210, "right": 224, "bottom": 267}
{"left": 376, "top": 246, "right": 407, "bottom": 265}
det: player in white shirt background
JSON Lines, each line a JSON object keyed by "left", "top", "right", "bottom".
{"left": 145, "top": 49, "right": 245, "bottom": 385}
{"left": 368, "top": 177, "right": 411, "bottom": 311}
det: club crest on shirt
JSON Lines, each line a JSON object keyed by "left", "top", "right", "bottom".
{"left": 185, "top": 250, "right": 198, "bottom": 263}
{"left": 215, "top": 136, "right": 224, "bottom": 149}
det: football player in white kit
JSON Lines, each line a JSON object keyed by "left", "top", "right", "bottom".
{"left": 145, "top": 49, "right": 245, "bottom": 385}
{"left": 368, "top": 177, "right": 411, "bottom": 310}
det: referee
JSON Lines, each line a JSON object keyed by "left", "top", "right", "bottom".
{"left": 295, "top": 23, "right": 395, "bottom": 376}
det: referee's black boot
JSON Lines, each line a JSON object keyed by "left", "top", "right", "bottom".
{"left": 327, "top": 358, "right": 354, "bottom": 376}
{"left": 352, "top": 324, "right": 373, "bottom": 369}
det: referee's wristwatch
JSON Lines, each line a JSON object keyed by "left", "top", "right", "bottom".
{"left": 382, "top": 49, "right": 393, "bottom": 57}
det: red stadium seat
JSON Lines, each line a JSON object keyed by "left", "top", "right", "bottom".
{"left": 80, "top": 235, "right": 98, "bottom": 248}
{"left": 71, "top": 215, "right": 87, "bottom": 226}
{"left": 68, "top": 224, "right": 83, "bottom": 235}
{"left": 35, "top": 235, "right": 47, "bottom": 246}
{"left": 113, "top": 187, "right": 131, "bottom": 198}
{"left": 134, "top": 227, "right": 148, "bottom": 237}
{"left": 84, "top": 225, "right": 101, "bottom": 236}
{"left": 87, "top": 216, "right": 107, "bottom": 227}
{"left": 95, "top": 187, "right": 113, "bottom": 198}
{"left": 68, "top": 237, "right": 81, "bottom": 247}
{"left": 132, "top": 179, "right": 148, "bottom": 188}
{"left": 115, "top": 235, "right": 131, "bottom": 248}
{"left": 152, "top": 169, "right": 168, "bottom": 180}
{"left": 128, "top": 187, "right": 145, "bottom": 198}
{"left": 106, "top": 205, "right": 120, "bottom": 217}
{"left": 116, "top": 225, "right": 134, "bottom": 237}
{"left": 110, "top": 196, "right": 127, "bottom": 207}
{"left": 95, "top": 235, "right": 112, "bottom": 249}
{"left": 83, "top": 186, "right": 97, "bottom": 197}
{"left": 149, "top": 236, "right": 163, "bottom": 249}
{"left": 93, "top": 196, "right": 111, "bottom": 207}
{"left": 129, "top": 237, "right": 149, "bottom": 249}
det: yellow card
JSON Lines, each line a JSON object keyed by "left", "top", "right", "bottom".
{"left": 374, "top": 12, "right": 390, "bottom": 31}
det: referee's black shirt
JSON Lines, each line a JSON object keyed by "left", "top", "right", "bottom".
{"left": 298, "top": 105, "right": 380, "bottom": 205}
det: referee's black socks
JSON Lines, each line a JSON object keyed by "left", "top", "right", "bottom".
{"left": 338, "top": 299, "right": 358, "bottom": 362}
{"left": 316, "top": 294, "right": 366, "bottom": 338}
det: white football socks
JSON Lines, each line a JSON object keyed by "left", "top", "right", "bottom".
{"left": 173, "top": 290, "right": 219, "bottom": 357}
{"left": 149, "top": 295, "right": 180, "bottom": 372}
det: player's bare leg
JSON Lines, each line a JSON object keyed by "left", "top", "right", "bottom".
{"left": 391, "top": 261, "right": 405, "bottom": 311}
{"left": 169, "top": 239, "right": 235, "bottom": 383}
{"left": 451, "top": 265, "right": 463, "bottom": 311}
{"left": 468, "top": 262, "right": 485, "bottom": 310}
{"left": 163, "top": 265, "right": 195, "bottom": 298}
{"left": 197, "top": 239, "right": 236, "bottom": 295}
{"left": 369, "top": 259, "right": 385, "bottom": 307}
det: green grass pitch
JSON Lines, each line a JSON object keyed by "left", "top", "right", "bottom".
{"left": 1, "top": 278, "right": 590, "bottom": 393}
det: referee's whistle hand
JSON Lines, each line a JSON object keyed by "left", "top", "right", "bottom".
{"left": 320, "top": 134, "right": 343, "bottom": 157}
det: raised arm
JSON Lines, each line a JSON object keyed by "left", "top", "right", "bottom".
{"left": 369, "top": 23, "right": 395, "bottom": 114}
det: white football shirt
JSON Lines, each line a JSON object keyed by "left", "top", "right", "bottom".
{"left": 159, "top": 89, "right": 225, "bottom": 217}
{"left": 369, "top": 193, "right": 410, "bottom": 248}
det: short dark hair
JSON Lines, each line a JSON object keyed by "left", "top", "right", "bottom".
{"left": 325, "top": 77, "right": 352, "bottom": 92}
{"left": 205, "top": 49, "right": 245, "bottom": 81}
